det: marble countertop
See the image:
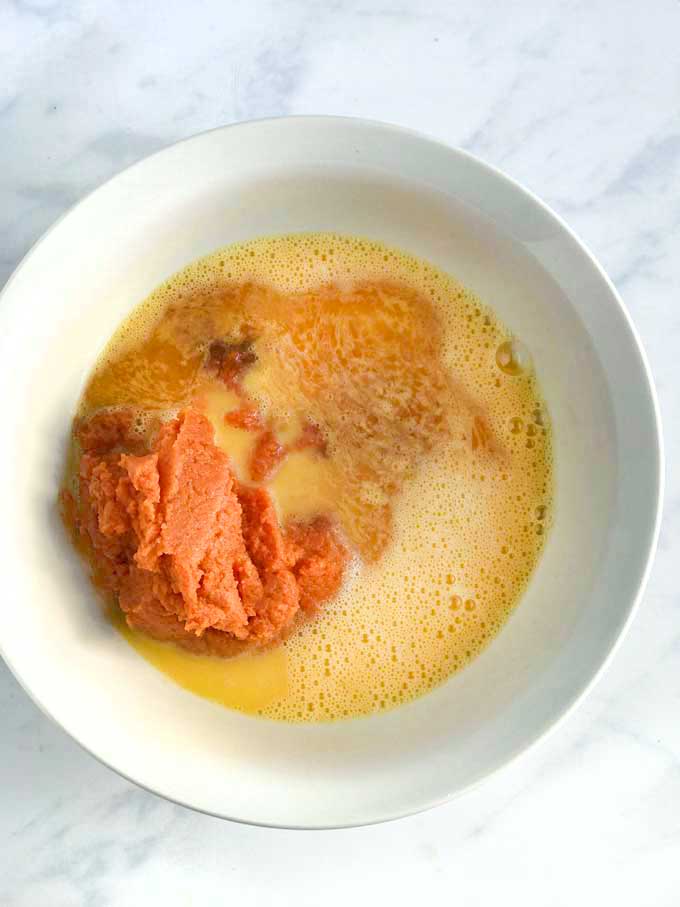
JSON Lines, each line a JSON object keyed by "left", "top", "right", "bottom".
{"left": 2, "top": 1, "right": 679, "bottom": 903}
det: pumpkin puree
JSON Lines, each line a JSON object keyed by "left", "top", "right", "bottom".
{"left": 73, "top": 407, "right": 348, "bottom": 655}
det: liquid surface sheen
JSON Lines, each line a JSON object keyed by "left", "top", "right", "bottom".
{"left": 79, "top": 233, "right": 552, "bottom": 722}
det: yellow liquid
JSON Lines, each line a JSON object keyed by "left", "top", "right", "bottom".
{"left": 115, "top": 610, "right": 288, "bottom": 712}
{"left": 75, "top": 233, "right": 552, "bottom": 721}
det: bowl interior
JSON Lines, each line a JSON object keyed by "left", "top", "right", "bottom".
{"left": 0, "top": 119, "right": 661, "bottom": 827}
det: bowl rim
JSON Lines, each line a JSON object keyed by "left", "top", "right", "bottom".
{"left": 0, "top": 115, "right": 665, "bottom": 829}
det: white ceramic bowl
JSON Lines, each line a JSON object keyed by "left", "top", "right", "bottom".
{"left": 0, "top": 117, "right": 662, "bottom": 828}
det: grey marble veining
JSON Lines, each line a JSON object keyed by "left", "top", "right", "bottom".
{"left": 2, "top": 1, "right": 679, "bottom": 904}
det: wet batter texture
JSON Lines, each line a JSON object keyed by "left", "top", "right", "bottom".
{"left": 62, "top": 233, "right": 552, "bottom": 722}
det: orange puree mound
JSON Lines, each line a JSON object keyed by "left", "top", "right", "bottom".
{"left": 286, "top": 518, "right": 349, "bottom": 613}
{"left": 76, "top": 408, "right": 349, "bottom": 654}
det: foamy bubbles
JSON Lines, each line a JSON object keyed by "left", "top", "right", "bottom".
{"left": 85, "top": 232, "right": 553, "bottom": 723}
{"left": 496, "top": 339, "right": 532, "bottom": 376}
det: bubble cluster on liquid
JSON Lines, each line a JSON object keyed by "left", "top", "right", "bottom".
{"left": 90, "top": 233, "right": 553, "bottom": 723}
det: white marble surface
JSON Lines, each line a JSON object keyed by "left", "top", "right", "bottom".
{"left": 1, "top": 0, "right": 679, "bottom": 903}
